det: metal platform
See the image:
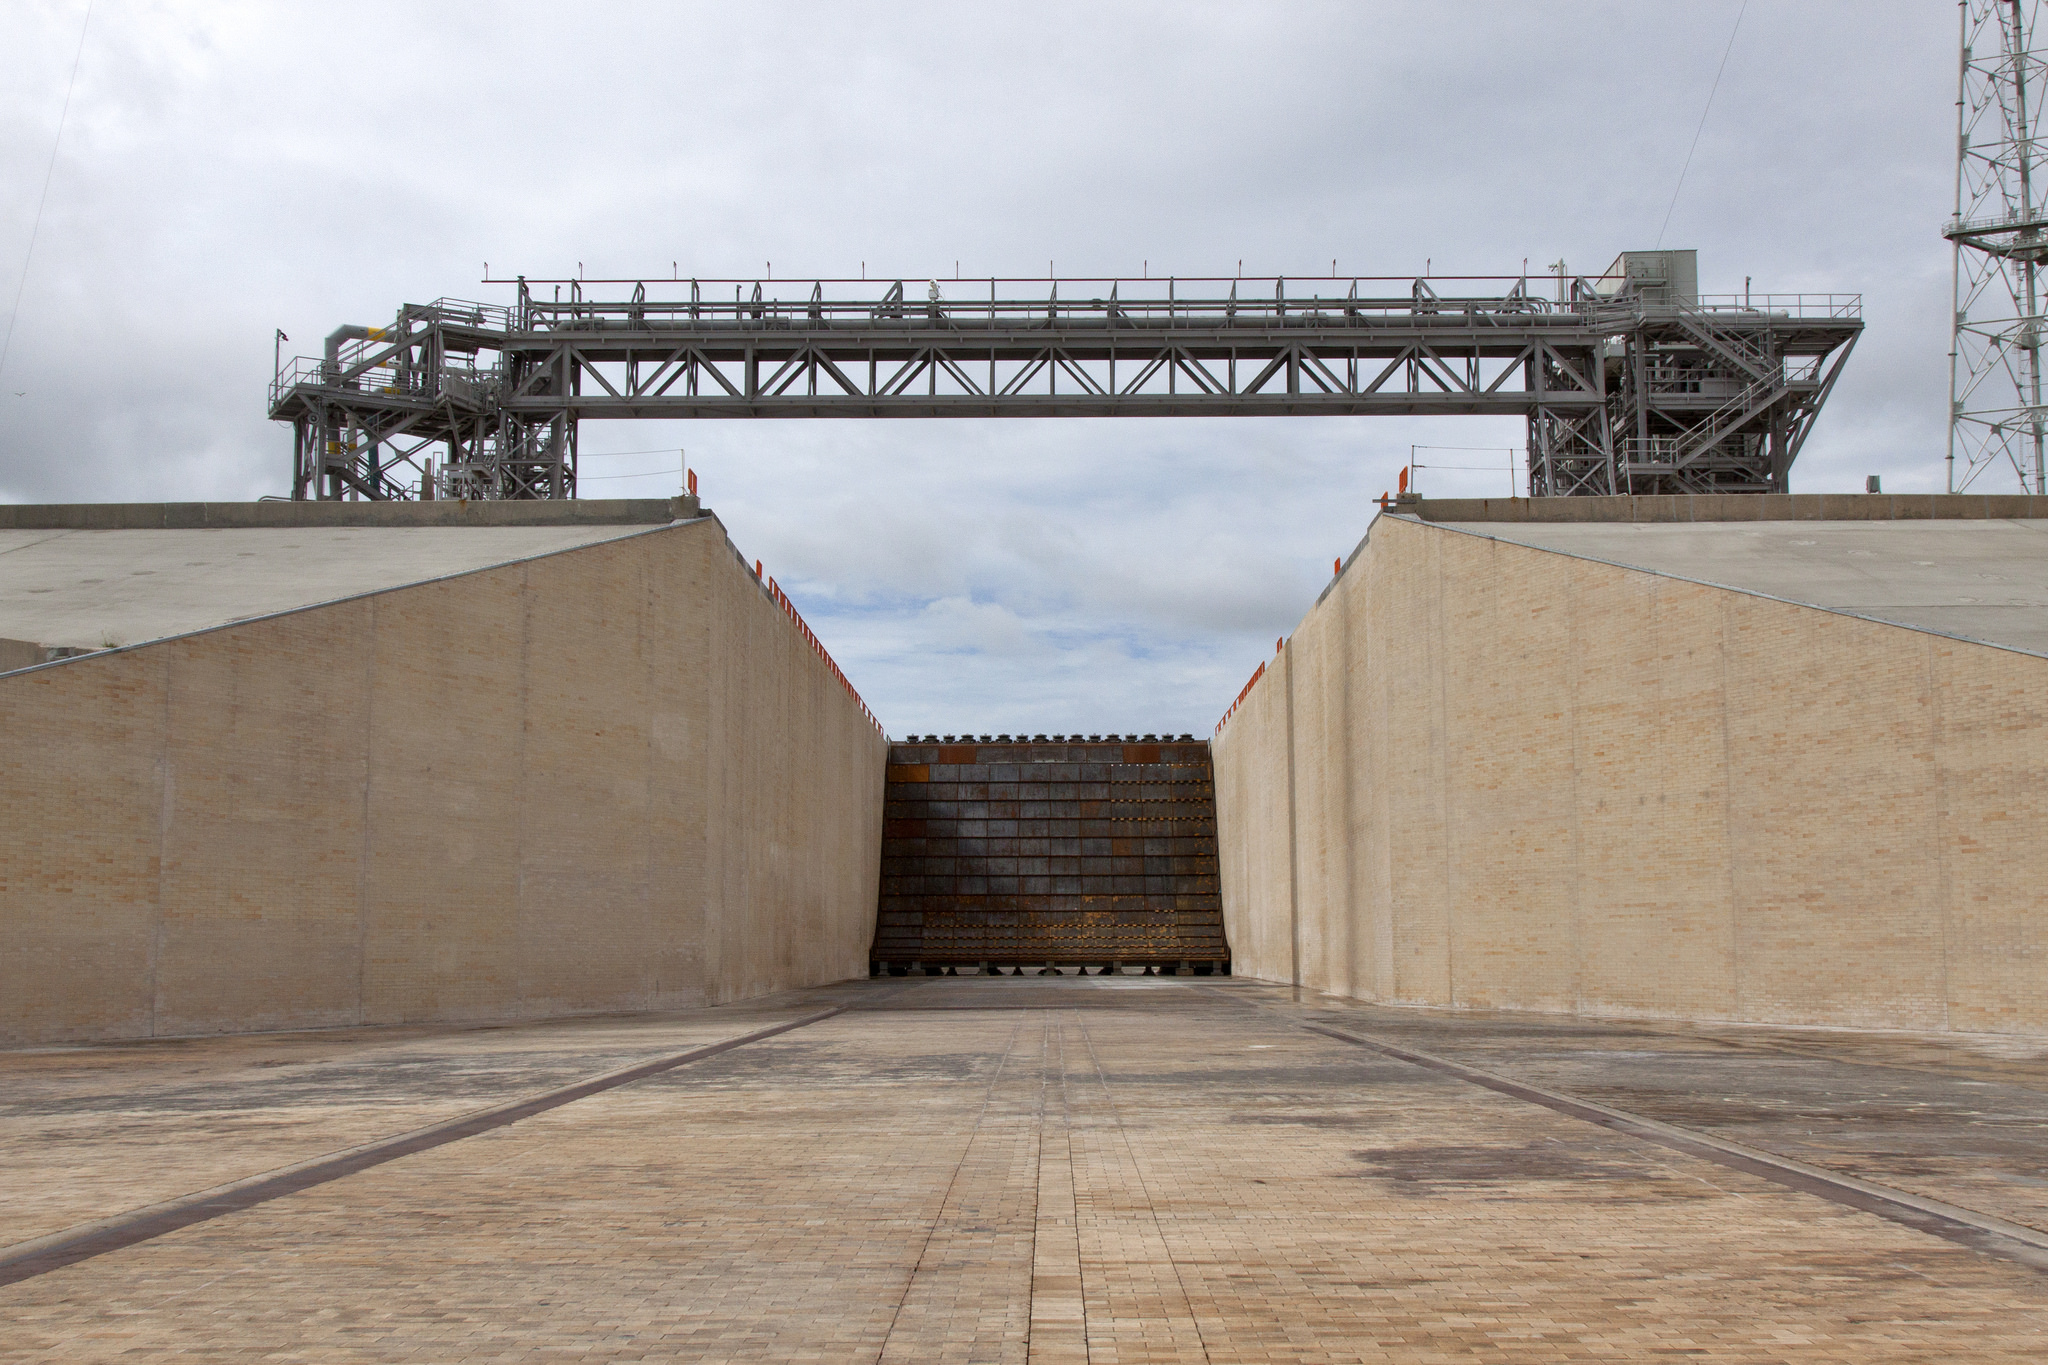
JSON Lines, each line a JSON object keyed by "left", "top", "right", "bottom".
{"left": 870, "top": 736, "right": 1228, "bottom": 973}
{"left": 269, "top": 254, "right": 1860, "bottom": 501}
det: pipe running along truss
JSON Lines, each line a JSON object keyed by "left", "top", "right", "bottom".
{"left": 270, "top": 257, "right": 1860, "bottom": 501}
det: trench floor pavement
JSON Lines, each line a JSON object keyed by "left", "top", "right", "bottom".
{"left": 4, "top": 975, "right": 2048, "bottom": 1361}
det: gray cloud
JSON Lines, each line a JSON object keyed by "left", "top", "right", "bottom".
{"left": 0, "top": 0, "right": 1959, "bottom": 732}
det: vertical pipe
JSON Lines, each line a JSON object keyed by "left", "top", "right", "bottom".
{"left": 2016, "top": 0, "right": 2048, "bottom": 491}
{"left": 1282, "top": 637, "right": 1301, "bottom": 991}
{"left": 1595, "top": 338, "right": 1617, "bottom": 496}
{"left": 1952, "top": 0, "right": 1971, "bottom": 492}
{"left": 323, "top": 415, "right": 339, "bottom": 501}
{"left": 1633, "top": 336, "right": 1650, "bottom": 489}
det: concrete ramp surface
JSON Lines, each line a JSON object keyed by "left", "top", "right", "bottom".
{"left": 0, "top": 524, "right": 665, "bottom": 657}
{"left": 1431, "top": 515, "right": 2048, "bottom": 655}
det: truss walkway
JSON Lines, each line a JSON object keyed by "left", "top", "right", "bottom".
{"left": 269, "top": 257, "right": 1860, "bottom": 502}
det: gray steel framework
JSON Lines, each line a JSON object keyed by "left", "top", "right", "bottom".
{"left": 270, "top": 266, "right": 1860, "bottom": 500}
{"left": 1946, "top": 0, "right": 2048, "bottom": 492}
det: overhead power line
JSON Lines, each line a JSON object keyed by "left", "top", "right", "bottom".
{"left": 1657, "top": 0, "right": 1748, "bottom": 250}
{"left": 0, "top": 1, "right": 94, "bottom": 385}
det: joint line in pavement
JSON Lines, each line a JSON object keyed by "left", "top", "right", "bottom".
{"left": 0, "top": 1004, "right": 853, "bottom": 1288}
{"left": 1303, "top": 1022, "right": 2048, "bottom": 1274}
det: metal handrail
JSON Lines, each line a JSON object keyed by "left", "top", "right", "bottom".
{"left": 520, "top": 289, "right": 1573, "bottom": 332}
{"left": 269, "top": 354, "right": 494, "bottom": 407}
{"left": 507, "top": 284, "right": 1859, "bottom": 332}
{"left": 1690, "top": 292, "right": 1862, "bottom": 319}
{"left": 1669, "top": 371, "right": 1784, "bottom": 463}
{"left": 1945, "top": 207, "right": 2048, "bottom": 237}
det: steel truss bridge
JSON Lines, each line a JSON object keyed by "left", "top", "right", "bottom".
{"left": 269, "top": 256, "right": 1860, "bottom": 501}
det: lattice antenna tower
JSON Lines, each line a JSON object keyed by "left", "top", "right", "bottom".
{"left": 1948, "top": 0, "right": 2048, "bottom": 492}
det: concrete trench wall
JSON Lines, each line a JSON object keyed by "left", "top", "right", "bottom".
{"left": 1214, "top": 513, "right": 2048, "bottom": 1036}
{"left": 0, "top": 517, "right": 887, "bottom": 1046}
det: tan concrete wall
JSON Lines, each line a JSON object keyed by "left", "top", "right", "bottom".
{"left": 1215, "top": 648, "right": 1297, "bottom": 983}
{"left": 0, "top": 518, "right": 887, "bottom": 1045}
{"left": 1214, "top": 515, "right": 2048, "bottom": 1035}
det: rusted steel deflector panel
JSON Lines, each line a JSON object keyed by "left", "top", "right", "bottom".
{"left": 871, "top": 738, "right": 1229, "bottom": 966}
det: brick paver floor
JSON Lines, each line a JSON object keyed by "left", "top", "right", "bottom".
{"left": 4, "top": 975, "right": 2048, "bottom": 1361}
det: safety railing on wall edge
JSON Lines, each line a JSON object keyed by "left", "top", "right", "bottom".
{"left": 1214, "top": 655, "right": 1271, "bottom": 737}
{"left": 757, "top": 567, "right": 883, "bottom": 733}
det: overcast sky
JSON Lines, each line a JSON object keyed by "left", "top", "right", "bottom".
{"left": 0, "top": 1, "right": 1959, "bottom": 735}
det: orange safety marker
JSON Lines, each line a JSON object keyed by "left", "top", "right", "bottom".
{"left": 760, "top": 570, "right": 879, "bottom": 729}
